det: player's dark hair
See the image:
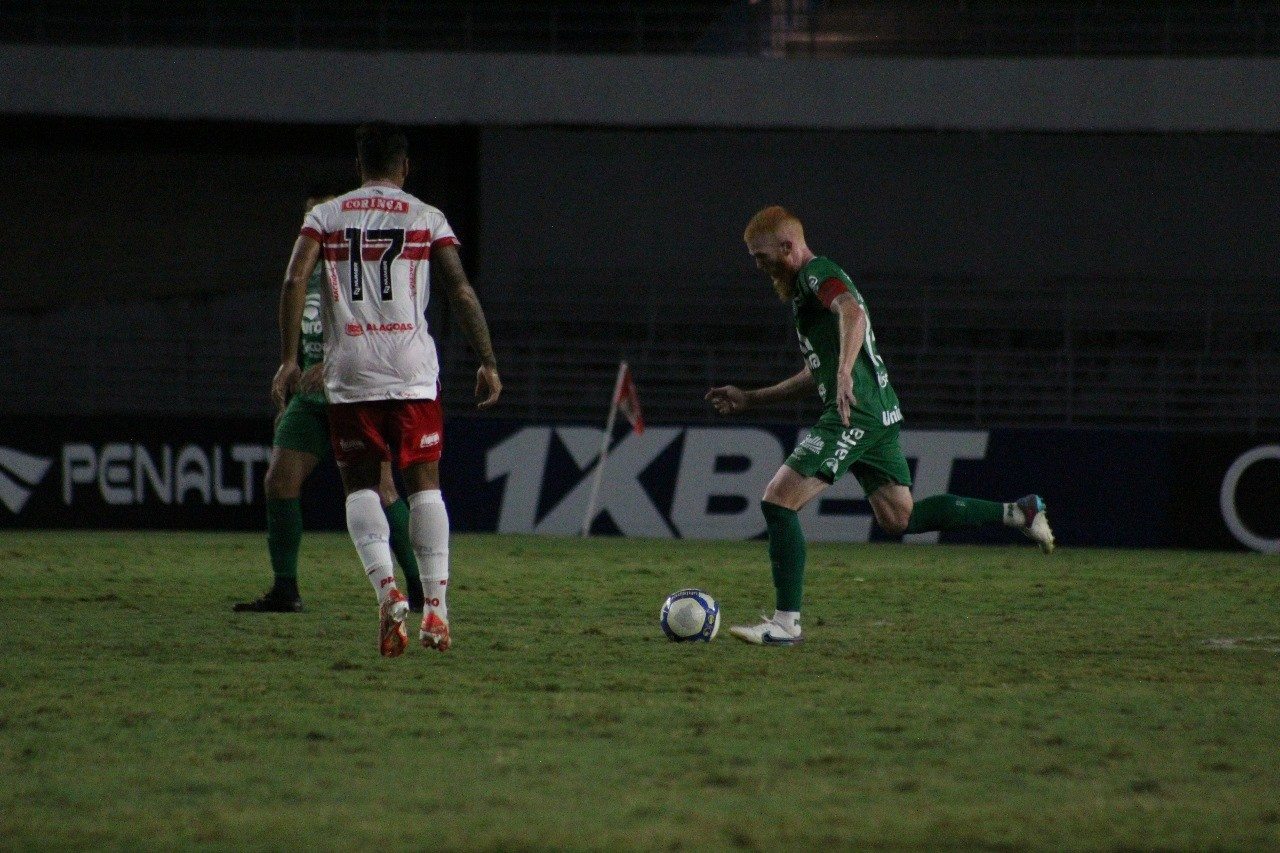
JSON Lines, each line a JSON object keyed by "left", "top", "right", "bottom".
{"left": 356, "top": 122, "right": 408, "bottom": 179}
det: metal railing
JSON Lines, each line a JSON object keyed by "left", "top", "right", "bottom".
{"left": 438, "top": 336, "right": 1280, "bottom": 432}
{"left": 435, "top": 269, "right": 1280, "bottom": 431}
{"left": 0, "top": 269, "right": 1274, "bottom": 431}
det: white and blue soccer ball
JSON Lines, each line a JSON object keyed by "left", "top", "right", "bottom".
{"left": 660, "top": 589, "right": 721, "bottom": 642}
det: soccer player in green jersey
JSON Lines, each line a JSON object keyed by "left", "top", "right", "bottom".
{"left": 706, "top": 206, "right": 1054, "bottom": 646}
{"left": 233, "top": 188, "right": 424, "bottom": 614}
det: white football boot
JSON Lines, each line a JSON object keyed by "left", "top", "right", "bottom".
{"left": 729, "top": 615, "right": 803, "bottom": 646}
{"left": 1015, "top": 494, "right": 1055, "bottom": 554}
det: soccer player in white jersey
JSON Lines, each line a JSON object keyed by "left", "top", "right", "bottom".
{"left": 272, "top": 122, "right": 501, "bottom": 657}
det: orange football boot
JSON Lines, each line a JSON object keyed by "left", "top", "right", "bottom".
{"left": 420, "top": 611, "right": 451, "bottom": 652}
{"left": 379, "top": 588, "right": 410, "bottom": 658}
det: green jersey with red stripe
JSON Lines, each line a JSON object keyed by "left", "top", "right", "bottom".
{"left": 792, "top": 256, "right": 902, "bottom": 429}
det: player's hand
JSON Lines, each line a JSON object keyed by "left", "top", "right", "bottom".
{"left": 298, "top": 362, "right": 325, "bottom": 395}
{"left": 835, "top": 373, "right": 856, "bottom": 427}
{"left": 271, "top": 362, "right": 301, "bottom": 411}
{"left": 476, "top": 364, "right": 501, "bottom": 409}
{"left": 705, "top": 385, "right": 748, "bottom": 416}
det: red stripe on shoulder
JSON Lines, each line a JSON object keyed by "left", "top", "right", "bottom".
{"left": 816, "top": 277, "right": 850, "bottom": 309}
{"left": 431, "top": 236, "right": 460, "bottom": 249}
{"left": 299, "top": 226, "right": 323, "bottom": 243}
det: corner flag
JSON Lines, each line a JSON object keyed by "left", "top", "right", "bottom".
{"left": 615, "top": 362, "right": 645, "bottom": 435}
{"left": 581, "top": 361, "right": 645, "bottom": 537}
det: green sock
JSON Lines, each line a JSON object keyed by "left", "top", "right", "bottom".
{"left": 385, "top": 499, "right": 422, "bottom": 589}
{"left": 904, "top": 494, "right": 1005, "bottom": 534}
{"left": 266, "top": 498, "right": 302, "bottom": 596}
{"left": 761, "top": 500, "right": 806, "bottom": 612}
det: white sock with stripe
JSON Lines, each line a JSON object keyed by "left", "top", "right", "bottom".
{"left": 409, "top": 489, "right": 449, "bottom": 621}
{"left": 346, "top": 488, "right": 397, "bottom": 604}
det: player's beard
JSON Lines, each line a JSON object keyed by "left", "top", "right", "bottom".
{"left": 770, "top": 275, "right": 794, "bottom": 302}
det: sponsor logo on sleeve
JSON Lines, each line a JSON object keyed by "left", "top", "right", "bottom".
{"left": 797, "top": 433, "right": 825, "bottom": 455}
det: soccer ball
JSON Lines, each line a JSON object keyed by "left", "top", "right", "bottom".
{"left": 660, "top": 589, "right": 721, "bottom": 642}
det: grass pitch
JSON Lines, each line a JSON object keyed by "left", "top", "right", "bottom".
{"left": 2, "top": 532, "right": 1279, "bottom": 850}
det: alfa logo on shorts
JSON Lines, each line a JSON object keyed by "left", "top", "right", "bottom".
{"left": 339, "top": 438, "right": 365, "bottom": 451}
{"left": 419, "top": 433, "right": 441, "bottom": 449}
{"left": 345, "top": 323, "right": 364, "bottom": 336}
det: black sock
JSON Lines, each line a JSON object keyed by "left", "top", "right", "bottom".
{"left": 271, "top": 576, "right": 299, "bottom": 598}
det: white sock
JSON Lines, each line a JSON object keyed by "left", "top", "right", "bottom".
{"left": 409, "top": 489, "right": 449, "bottom": 620}
{"left": 773, "top": 610, "right": 801, "bottom": 632}
{"left": 1003, "top": 502, "right": 1025, "bottom": 527}
{"left": 346, "top": 489, "right": 396, "bottom": 604}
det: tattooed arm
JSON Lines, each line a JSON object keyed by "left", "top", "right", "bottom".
{"left": 433, "top": 244, "right": 501, "bottom": 408}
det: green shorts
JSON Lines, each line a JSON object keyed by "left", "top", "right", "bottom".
{"left": 785, "top": 416, "right": 912, "bottom": 496}
{"left": 273, "top": 395, "right": 331, "bottom": 459}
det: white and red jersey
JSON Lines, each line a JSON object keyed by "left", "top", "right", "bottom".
{"left": 300, "top": 183, "right": 459, "bottom": 404}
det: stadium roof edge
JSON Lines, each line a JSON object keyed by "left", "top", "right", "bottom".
{"left": 4, "top": 45, "right": 1280, "bottom": 132}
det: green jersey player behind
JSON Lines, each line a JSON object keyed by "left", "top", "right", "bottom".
{"left": 233, "top": 186, "right": 423, "bottom": 614}
{"left": 293, "top": 263, "right": 326, "bottom": 406}
{"left": 705, "top": 206, "right": 1054, "bottom": 647}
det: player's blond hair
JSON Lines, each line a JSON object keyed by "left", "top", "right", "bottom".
{"left": 743, "top": 205, "right": 804, "bottom": 243}
{"left": 744, "top": 206, "right": 804, "bottom": 301}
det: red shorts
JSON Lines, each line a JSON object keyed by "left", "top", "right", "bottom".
{"left": 327, "top": 398, "right": 444, "bottom": 468}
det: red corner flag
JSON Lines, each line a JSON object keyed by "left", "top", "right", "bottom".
{"left": 581, "top": 361, "right": 645, "bottom": 536}
{"left": 615, "top": 362, "right": 645, "bottom": 435}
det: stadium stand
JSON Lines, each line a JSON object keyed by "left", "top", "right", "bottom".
{"left": 0, "top": 1, "right": 740, "bottom": 53}
{"left": 785, "top": 2, "right": 1280, "bottom": 56}
{"left": 4, "top": 1, "right": 1280, "bottom": 56}
{"left": 3, "top": 4, "right": 1278, "bottom": 432}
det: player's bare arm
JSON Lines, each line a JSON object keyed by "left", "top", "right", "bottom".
{"left": 706, "top": 368, "right": 817, "bottom": 415}
{"left": 433, "top": 244, "right": 501, "bottom": 408}
{"left": 298, "top": 361, "right": 325, "bottom": 396}
{"left": 273, "top": 235, "right": 321, "bottom": 409}
{"left": 830, "top": 291, "right": 866, "bottom": 427}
